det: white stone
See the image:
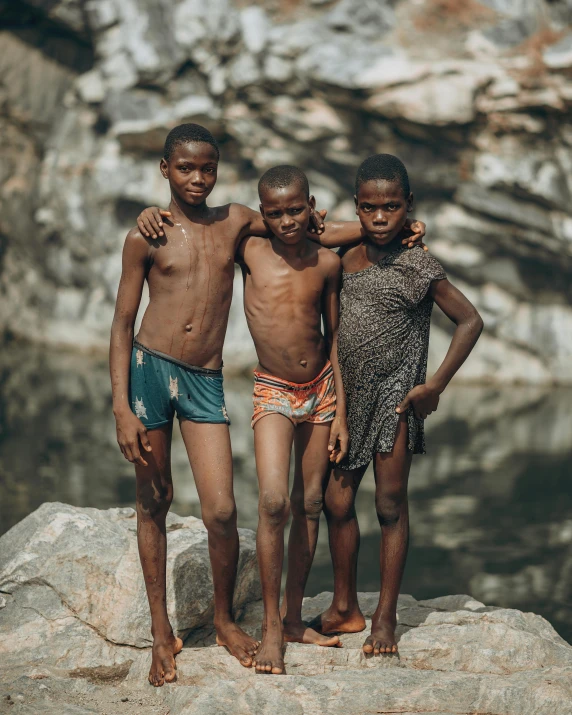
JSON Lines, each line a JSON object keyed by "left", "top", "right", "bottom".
{"left": 75, "top": 70, "right": 106, "bottom": 104}
{"left": 240, "top": 6, "right": 268, "bottom": 54}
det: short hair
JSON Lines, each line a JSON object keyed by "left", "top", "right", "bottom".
{"left": 355, "top": 154, "right": 410, "bottom": 197}
{"left": 258, "top": 165, "right": 310, "bottom": 200}
{"left": 163, "top": 123, "right": 219, "bottom": 161}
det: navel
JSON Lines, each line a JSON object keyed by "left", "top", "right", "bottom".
{"left": 185, "top": 324, "right": 193, "bottom": 332}
{"left": 300, "top": 359, "right": 307, "bottom": 367}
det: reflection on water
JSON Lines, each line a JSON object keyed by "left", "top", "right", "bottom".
{"left": 1, "top": 346, "right": 571, "bottom": 642}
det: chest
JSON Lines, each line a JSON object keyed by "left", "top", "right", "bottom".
{"left": 150, "top": 227, "right": 234, "bottom": 279}
{"left": 341, "top": 263, "right": 425, "bottom": 313}
{"left": 247, "top": 259, "right": 324, "bottom": 304}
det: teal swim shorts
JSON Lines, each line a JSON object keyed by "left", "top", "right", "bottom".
{"left": 129, "top": 340, "right": 230, "bottom": 429}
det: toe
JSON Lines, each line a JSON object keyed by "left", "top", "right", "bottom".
{"left": 271, "top": 665, "right": 283, "bottom": 674}
{"left": 362, "top": 636, "right": 374, "bottom": 654}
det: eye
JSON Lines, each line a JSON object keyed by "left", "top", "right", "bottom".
{"left": 361, "top": 205, "right": 373, "bottom": 213}
{"left": 289, "top": 208, "right": 303, "bottom": 215}
{"left": 388, "top": 203, "right": 400, "bottom": 211}
{"left": 179, "top": 166, "right": 189, "bottom": 172}
{"left": 205, "top": 167, "right": 216, "bottom": 174}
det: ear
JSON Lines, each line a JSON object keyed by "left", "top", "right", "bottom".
{"left": 354, "top": 194, "right": 358, "bottom": 215}
{"left": 160, "top": 158, "right": 168, "bottom": 179}
{"left": 406, "top": 192, "right": 414, "bottom": 213}
{"left": 308, "top": 194, "right": 316, "bottom": 212}
{"left": 259, "top": 203, "right": 265, "bottom": 219}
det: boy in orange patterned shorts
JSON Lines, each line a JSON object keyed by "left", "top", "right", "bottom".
{"left": 237, "top": 166, "right": 349, "bottom": 674}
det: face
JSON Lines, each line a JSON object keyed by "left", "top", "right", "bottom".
{"left": 160, "top": 142, "right": 218, "bottom": 206}
{"left": 259, "top": 184, "right": 315, "bottom": 245}
{"left": 355, "top": 179, "right": 412, "bottom": 246}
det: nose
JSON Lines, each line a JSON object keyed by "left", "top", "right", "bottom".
{"left": 281, "top": 215, "right": 295, "bottom": 229}
{"left": 372, "top": 210, "right": 387, "bottom": 225}
{"left": 190, "top": 171, "right": 205, "bottom": 186}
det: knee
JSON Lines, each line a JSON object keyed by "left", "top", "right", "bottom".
{"left": 203, "top": 499, "right": 237, "bottom": 532}
{"left": 137, "top": 479, "right": 173, "bottom": 520}
{"left": 324, "top": 493, "right": 354, "bottom": 522}
{"left": 375, "top": 489, "right": 406, "bottom": 527}
{"left": 259, "top": 491, "right": 290, "bottom": 525}
{"left": 291, "top": 491, "right": 323, "bottom": 521}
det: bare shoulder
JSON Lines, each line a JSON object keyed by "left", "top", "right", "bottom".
{"left": 123, "top": 227, "right": 152, "bottom": 258}
{"left": 339, "top": 243, "right": 363, "bottom": 270}
{"left": 237, "top": 234, "right": 267, "bottom": 264}
{"left": 228, "top": 202, "right": 258, "bottom": 225}
{"left": 317, "top": 244, "right": 342, "bottom": 275}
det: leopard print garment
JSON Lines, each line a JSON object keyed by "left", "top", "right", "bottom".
{"left": 337, "top": 245, "right": 446, "bottom": 471}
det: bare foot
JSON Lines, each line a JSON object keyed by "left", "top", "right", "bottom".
{"left": 362, "top": 616, "right": 398, "bottom": 655}
{"left": 283, "top": 621, "right": 342, "bottom": 647}
{"left": 215, "top": 621, "right": 259, "bottom": 668}
{"left": 253, "top": 623, "right": 285, "bottom": 675}
{"left": 148, "top": 634, "right": 183, "bottom": 687}
{"left": 307, "top": 606, "right": 366, "bottom": 635}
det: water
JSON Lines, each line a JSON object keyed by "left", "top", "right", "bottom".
{"left": 1, "top": 345, "right": 571, "bottom": 642}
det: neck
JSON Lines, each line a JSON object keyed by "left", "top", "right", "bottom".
{"left": 169, "top": 196, "right": 210, "bottom": 222}
{"left": 271, "top": 235, "right": 307, "bottom": 259}
{"left": 365, "top": 232, "right": 403, "bottom": 261}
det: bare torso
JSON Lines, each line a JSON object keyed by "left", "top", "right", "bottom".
{"left": 241, "top": 236, "right": 339, "bottom": 384}
{"left": 137, "top": 205, "right": 241, "bottom": 369}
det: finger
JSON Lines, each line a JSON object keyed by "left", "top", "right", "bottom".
{"left": 148, "top": 214, "right": 162, "bottom": 237}
{"left": 129, "top": 442, "right": 148, "bottom": 467}
{"left": 139, "top": 429, "right": 153, "bottom": 452}
{"left": 141, "top": 217, "right": 154, "bottom": 238}
{"left": 422, "top": 242, "right": 428, "bottom": 251}
{"left": 123, "top": 444, "right": 135, "bottom": 463}
{"left": 396, "top": 398, "right": 410, "bottom": 413}
{"left": 159, "top": 210, "right": 172, "bottom": 218}
{"left": 137, "top": 217, "right": 147, "bottom": 236}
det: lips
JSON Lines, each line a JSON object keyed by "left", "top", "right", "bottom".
{"left": 282, "top": 229, "right": 298, "bottom": 236}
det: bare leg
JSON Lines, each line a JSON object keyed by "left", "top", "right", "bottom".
{"left": 281, "top": 421, "right": 340, "bottom": 647}
{"left": 251, "top": 414, "right": 294, "bottom": 674}
{"left": 135, "top": 424, "right": 183, "bottom": 687}
{"left": 308, "top": 464, "right": 368, "bottom": 635}
{"left": 179, "top": 420, "right": 258, "bottom": 667}
{"left": 363, "top": 414, "right": 411, "bottom": 655}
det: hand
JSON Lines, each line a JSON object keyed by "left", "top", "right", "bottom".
{"left": 137, "top": 207, "right": 173, "bottom": 239}
{"left": 115, "top": 409, "right": 153, "bottom": 466}
{"left": 396, "top": 384, "right": 439, "bottom": 420}
{"left": 402, "top": 218, "right": 427, "bottom": 251}
{"left": 309, "top": 209, "right": 327, "bottom": 235}
{"left": 328, "top": 415, "right": 349, "bottom": 463}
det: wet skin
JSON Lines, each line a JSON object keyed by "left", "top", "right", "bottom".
{"left": 311, "top": 179, "right": 484, "bottom": 655}
{"left": 110, "top": 142, "right": 286, "bottom": 682}
{"left": 239, "top": 185, "right": 349, "bottom": 674}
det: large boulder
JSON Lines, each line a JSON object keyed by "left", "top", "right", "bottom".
{"left": 1, "top": 583, "right": 571, "bottom": 714}
{"left": 0, "top": 503, "right": 260, "bottom": 661}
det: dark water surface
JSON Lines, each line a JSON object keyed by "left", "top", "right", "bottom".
{"left": 1, "top": 346, "right": 571, "bottom": 641}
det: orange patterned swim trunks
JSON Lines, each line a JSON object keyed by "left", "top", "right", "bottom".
{"left": 252, "top": 361, "right": 336, "bottom": 428}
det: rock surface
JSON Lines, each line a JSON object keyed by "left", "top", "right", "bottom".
{"left": 0, "top": 503, "right": 260, "bottom": 656}
{"left": 1, "top": 0, "right": 572, "bottom": 383}
{"left": 1, "top": 504, "right": 572, "bottom": 714}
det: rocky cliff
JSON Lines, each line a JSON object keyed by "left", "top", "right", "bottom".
{"left": 1, "top": 0, "right": 572, "bottom": 382}
{"left": 1, "top": 503, "right": 571, "bottom": 714}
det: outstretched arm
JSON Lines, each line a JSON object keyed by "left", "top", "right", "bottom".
{"left": 312, "top": 217, "right": 427, "bottom": 250}
{"left": 397, "top": 279, "right": 483, "bottom": 419}
{"left": 109, "top": 229, "right": 153, "bottom": 466}
{"left": 322, "top": 257, "right": 349, "bottom": 463}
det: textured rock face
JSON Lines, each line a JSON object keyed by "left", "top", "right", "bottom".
{"left": 1, "top": 0, "right": 571, "bottom": 382}
{"left": 0, "top": 503, "right": 260, "bottom": 655}
{"left": 1, "top": 505, "right": 571, "bottom": 715}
